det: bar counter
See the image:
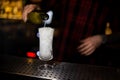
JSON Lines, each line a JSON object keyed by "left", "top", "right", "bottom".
{"left": 0, "top": 54, "right": 120, "bottom": 80}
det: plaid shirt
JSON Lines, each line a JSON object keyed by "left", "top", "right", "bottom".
{"left": 40, "top": 0, "right": 111, "bottom": 61}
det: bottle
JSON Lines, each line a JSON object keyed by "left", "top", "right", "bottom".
{"left": 105, "top": 22, "right": 112, "bottom": 35}
{"left": 27, "top": 7, "right": 49, "bottom": 24}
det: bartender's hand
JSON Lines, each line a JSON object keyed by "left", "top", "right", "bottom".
{"left": 22, "top": 4, "right": 37, "bottom": 22}
{"left": 77, "top": 35, "right": 103, "bottom": 56}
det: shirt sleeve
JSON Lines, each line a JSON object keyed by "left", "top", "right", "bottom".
{"left": 41, "top": 0, "right": 58, "bottom": 11}
{"left": 106, "top": 32, "right": 120, "bottom": 44}
{"left": 101, "top": 32, "right": 120, "bottom": 44}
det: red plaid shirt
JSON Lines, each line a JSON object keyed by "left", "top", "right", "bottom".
{"left": 40, "top": 0, "right": 111, "bottom": 61}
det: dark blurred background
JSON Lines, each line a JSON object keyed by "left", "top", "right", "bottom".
{"left": 0, "top": 0, "right": 120, "bottom": 68}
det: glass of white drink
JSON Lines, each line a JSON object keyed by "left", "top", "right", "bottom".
{"left": 38, "top": 27, "right": 54, "bottom": 70}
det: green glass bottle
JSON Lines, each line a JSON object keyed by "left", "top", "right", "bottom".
{"left": 27, "top": 8, "right": 49, "bottom": 24}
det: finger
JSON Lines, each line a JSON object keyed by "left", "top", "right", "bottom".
{"left": 78, "top": 41, "right": 90, "bottom": 49}
{"left": 22, "top": 5, "right": 36, "bottom": 22}
{"left": 22, "top": 12, "right": 27, "bottom": 22}
{"left": 81, "top": 48, "right": 95, "bottom": 56}
{"left": 79, "top": 47, "right": 94, "bottom": 55}
{"left": 79, "top": 44, "right": 92, "bottom": 54}
{"left": 78, "top": 42, "right": 94, "bottom": 55}
{"left": 78, "top": 42, "right": 91, "bottom": 52}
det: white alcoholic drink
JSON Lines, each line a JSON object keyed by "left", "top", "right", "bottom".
{"left": 38, "top": 27, "right": 54, "bottom": 61}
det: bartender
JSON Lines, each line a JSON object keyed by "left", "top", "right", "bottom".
{"left": 22, "top": 0, "right": 112, "bottom": 65}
